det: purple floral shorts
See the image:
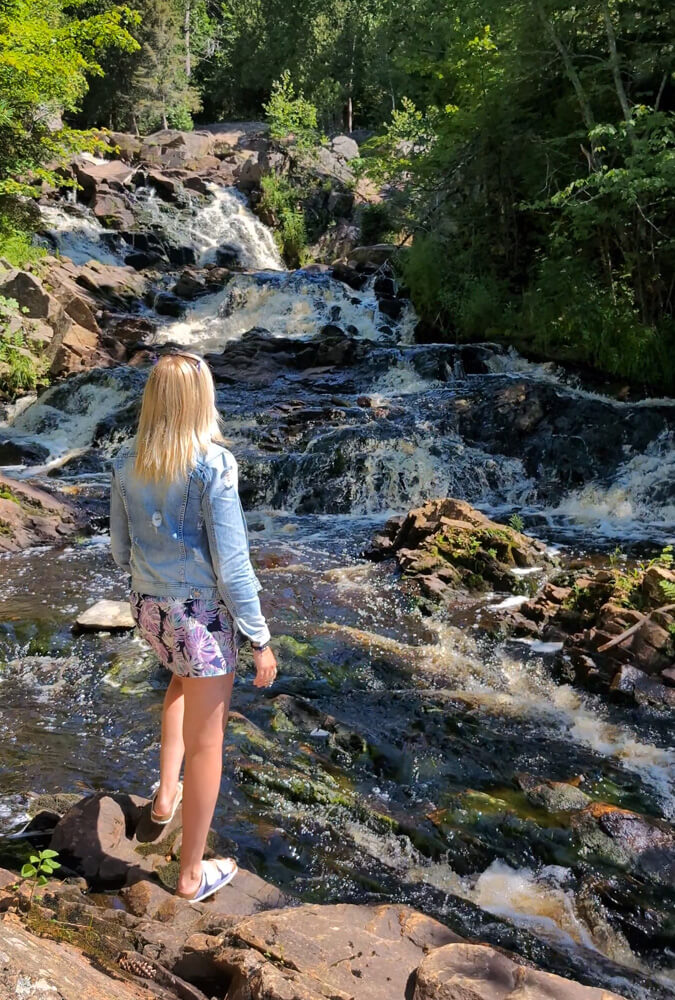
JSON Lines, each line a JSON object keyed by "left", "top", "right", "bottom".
{"left": 129, "top": 592, "right": 241, "bottom": 678}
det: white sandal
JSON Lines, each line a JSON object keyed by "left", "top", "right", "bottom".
{"left": 175, "top": 857, "right": 238, "bottom": 903}
{"left": 150, "top": 780, "right": 183, "bottom": 825}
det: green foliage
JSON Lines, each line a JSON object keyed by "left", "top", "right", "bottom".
{"left": 508, "top": 513, "right": 524, "bottom": 533}
{"left": 0, "top": 294, "right": 45, "bottom": 395}
{"left": 661, "top": 580, "right": 675, "bottom": 602}
{"left": 259, "top": 174, "right": 308, "bottom": 267}
{"left": 0, "top": 0, "right": 140, "bottom": 195}
{"left": 264, "top": 71, "right": 322, "bottom": 148}
{"left": 21, "top": 848, "right": 61, "bottom": 900}
{"left": 359, "top": 203, "right": 392, "bottom": 245}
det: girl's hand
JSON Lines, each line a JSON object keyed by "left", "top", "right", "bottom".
{"left": 252, "top": 646, "right": 277, "bottom": 687}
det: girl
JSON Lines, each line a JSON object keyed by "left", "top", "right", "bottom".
{"left": 109, "top": 352, "right": 277, "bottom": 902}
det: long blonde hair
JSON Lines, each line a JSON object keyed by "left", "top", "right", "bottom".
{"left": 134, "top": 352, "right": 225, "bottom": 482}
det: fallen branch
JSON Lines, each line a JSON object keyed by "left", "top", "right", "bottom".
{"left": 596, "top": 604, "right": 675, "bottom": 652}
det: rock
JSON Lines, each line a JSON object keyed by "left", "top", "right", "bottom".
{"left": 215, "top": 243, "right": 243, "bottom": 268}
{"left": 74, "top": 158, "right": 135, "bottom": 199}
{"left": 347, "top": 244, "right": 397, "bottom": 269}
{"left": 0, "top": 268, "right": 50, "bottom": 317}
{"left": 124, "top": 250, "right": 163, "bottom": 271}
{"left": 610, "top": 664, "right": 675, "bottom": 708}
{"left": 641, "top": 565, "right": 675, "bottom": 605}
{"left": 412, "top": 943, "right": 625, "bottom": 1000}
{"left": 378, "top": 296, "right": 404, "bottom": 320}
{"left": 570, "top": 802, "right": 675, "bottom": 883}
{"left": 331, "top": 261, "right": 367, "bottom": 290}
{"left": 366, "top": 498, "right": 551, "bottom": 597}
{"left": 167, "top": 245, "right": 198, "bottom": 267}
{"left": 50, "top": 792, "right": 149, "bottom": 885}
{"left": 662, "top": 665, "right": 675, "bottom": 686}
{"left": 326, "top": 188, "right": 354, "bottom": 217}
{"left": 154, "top": 291, "right": 186, "bottom": 317}
{"left": 0, "top": 474, "right": 86, "bottom": 552}
{"left": 67, "top": 259, "right": 146, "bottom": 308}
{"left": 50, "top": 323, "right": 114, "bottom": 376}
{"left": 90, "top": 190, "right": 135, "bottom": 230}
{"left": 330, "top": 134, "right": 360, "bottom": 161}
{"left": 105, "top": 131, "right": 143, "bottom": 161}
{"left": 0, "top": 437, "right": 50, "bottom": 466}
{"left": 143, "top": 168, "right": 183, "bottom": 202}
{"left": 516, "top": 775, "right": 592, "bottom": 813}
{"left": 106, "top": 314, "right": 157, "bottom": 345}
{"left": 75, "top": 599, "right": 135, "bottom": 631}
{"left": 0, "top": 913, "right": 155, "bottom": 1000}
{"left": 140, "top": 130, "right": 215, "bottom": 170}
{"left": 217, "top": 902, "right": 462, "bottom": 1000}
{"left": 172, "top": 270, "right": 207, "bottom": 298}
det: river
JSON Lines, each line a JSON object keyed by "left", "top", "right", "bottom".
{"left": 0, "top": 184, "right": 673, "bottom": 998}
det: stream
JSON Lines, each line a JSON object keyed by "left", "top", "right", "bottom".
{"left": 1, "top": 185, "right": 674, "bottom": 998}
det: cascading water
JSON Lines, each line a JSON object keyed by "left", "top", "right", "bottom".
{"left": 1, "top": 181, "right": 674, "bottom": 997}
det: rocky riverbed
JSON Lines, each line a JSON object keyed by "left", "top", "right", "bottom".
{"left": 0, "top": 125, "right": 674, "bottom": 999}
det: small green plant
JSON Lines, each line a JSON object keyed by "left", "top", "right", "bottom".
{"left": 509, "top": 513, "right": 524, "bottom": 533}
{"left": 487, "top": 547, "right": 497, "bottom": 560}
{"left": 660, "top": 579, "right": 675, "bottom": 602}
{"left": 264, "top": 71, "right": 323, "bottom": 149}
{"left": 608, "top": 546, "right": 625, "bottom": 568}
{"left": 21, "top": 848, "right": 60, "bottom": 901}
{"left": 360, "top": 203, "right": 393, "bottom": 245}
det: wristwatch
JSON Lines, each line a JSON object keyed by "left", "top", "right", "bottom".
{"left": 251, "top": 641, "right": 270, "bottom": 652}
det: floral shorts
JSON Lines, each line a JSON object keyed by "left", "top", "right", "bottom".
{"left": 129, "top": 592, "right": 241, "bottom": 678}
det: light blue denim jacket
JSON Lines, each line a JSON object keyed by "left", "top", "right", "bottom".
{"left": 109, "top": 439, "right": 271, "bottom": 646}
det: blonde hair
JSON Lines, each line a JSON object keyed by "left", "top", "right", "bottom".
{"left": 134, "top": 352, "right": 225, "bottom": 482}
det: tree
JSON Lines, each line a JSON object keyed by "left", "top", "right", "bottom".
{"left": 0, "top": 0, "right": 140, "bottom": 195}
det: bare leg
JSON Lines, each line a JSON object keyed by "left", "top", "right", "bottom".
{"left": 176, "top": 672, "right": 234, "bottom": 896}
{"left": 153, "top": 673, "right": 185, "bottom": 816}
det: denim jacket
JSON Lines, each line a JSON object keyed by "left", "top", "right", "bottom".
{"left": 109, "top": 439, "right": 270, "bottom": 646}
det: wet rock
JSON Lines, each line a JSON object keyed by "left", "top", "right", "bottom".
{"left": 330, "top": 261, "right": 367, "bottom": 290}
{"left": 570, "top": 802, "right": 675, "bottom": 884}
{"left": 167, "top": 245, "right": 198, "bottom": 267}
{"left": 413, "top": 942, "right": 625, "bottom": 1000}
{"left": 143, "top": 168, "right": 182, "bottom": 202}
{"left": 172, "top": 270, "right": 208, "bottom": 299}
{"left": 217, "top": 902, "right": 462, "bottom": 1000}
{"left": 154, "top": 291, "right": 186, "bottom": 317}
{"left": 75, "top": 599, "right": 135, "bottom": 631}
{"left": 124, "top": 250, "right": 164, "bottom": 271}
{"left": 90, "top": 190, "right": 135, "bottom": 230}
{"left": 0, "top": 474, "right": 86, "bottom": 552}
{"left": 215, "top": 243, "right": 243, "bottom": 268}
{"left": 0, "top": 438, "right": 49, "bottom": 466}
{"left": 516, "top": 774, "right": 592, "bottom": 813}
{"left": 366, "top": 498, "right": 551, "bottom": 597}
{"left": 610, "top": 664, "right": 675, "bottom": 709}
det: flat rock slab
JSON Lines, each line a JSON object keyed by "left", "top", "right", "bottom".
{"left": 76, "top": 599, "right": 135, "bottom": 630}
{"left": 0, "top": 913, "right": 156, "bottom": 1000}
{"left": 219, "top": 901, "right": 462, "bottom": 1000}
{"left": 413, "top": 944, "right": 627, "bottom": 999}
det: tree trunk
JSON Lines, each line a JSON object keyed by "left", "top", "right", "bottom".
{"left": 536, "top": 4, "right": 595, "bottom": 139}
{"left": 602, "top": 2, "right": 632, "bottom": 131}
{"left": 184, "top": 0, "right": 191, "bottom": 78}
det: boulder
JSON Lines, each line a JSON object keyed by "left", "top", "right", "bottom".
{"left": 610, "top": 664, "right": 675, "bottom": 708}
{"left": 74, "top": 158, "right": 135, "bottom": 199}
{"left": 214, "top": 243, "right": 243, "bottom": 268}
{"left": 366, "top": 498, "right": 552, "bottom": 597}
{"left": 217, "top": 902, "right": 462, "bottom": 1000}
{"left": 173, "top": 270, "right": 208, "bottom": 299}
{"left": 413, "top": 943, "right": 625, "bottom": 1000}
{"left": 105, "top": 131, "right": 143, "bottom": 161}
{"left": 90, "top": 190, "right": 135, "bottom": 230}
{"left": 570, "top": 802, "right": 675, "bottom": 883}
{"left": 0, "top": 473, "right": 86, "bottom": 553}
{"left": 0, "top": 268, "right": 50, "bottom": 317}
{"left": 0, "top": 437, "right": 49, "bottom": 466}
{"left": 142, "top": 168, "right": 183, "bottom": 202}
{"left": 124, "top": 250, "right": 164, "bottom": 271}
{"left": 140, "top": 130, "right": 215, "bottom": 170}
{"left": 348, "top": 244, "right": 397, "bottom": 269}
{"left": 154, "top": 291, "right": 186, "bottom": 317}
{"left": 75, "top": 599, "right": 135, "bottom": 631}
{"left": 330, "top": 134, "right": 360, "bottom": 161}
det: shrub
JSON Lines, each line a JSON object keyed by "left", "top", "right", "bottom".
{"left": 264, "top": 71, "right": 322, "bottom": 149}
{"left": 359, "top": 203, "right": 392, "bottom": 246}
{"left": 259, "top": 174, "right": 308, "bottom": 268}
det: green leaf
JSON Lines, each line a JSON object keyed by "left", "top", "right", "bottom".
{"left": 37, "top": 875, "right": 48, "bottom": 886}
{"left": 39, "top": 849, "right": 59, "bottom": 860}
{"left": 20, "top": 863, "right": 37, "bottom": 878}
